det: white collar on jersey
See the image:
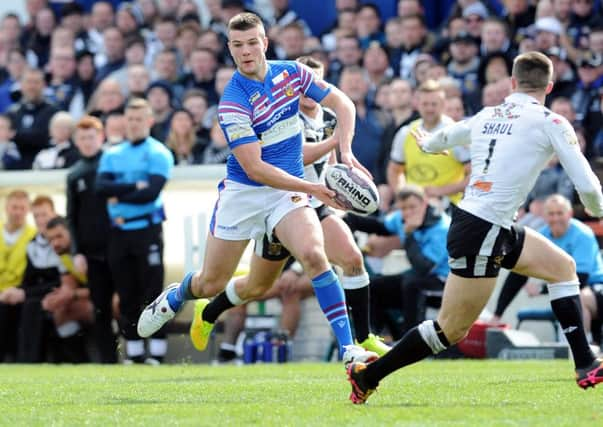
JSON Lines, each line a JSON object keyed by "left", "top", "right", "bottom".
{"left": 504, "top": 92, "right": 541, "bottom": 105}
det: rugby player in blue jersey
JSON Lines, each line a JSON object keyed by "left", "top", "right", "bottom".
{"left": 138, "top": 12, "right": 378, "bottom": 365}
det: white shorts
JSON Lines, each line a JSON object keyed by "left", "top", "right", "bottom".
{"left": 210, "top": 179, "right": 309, "bottom": 243}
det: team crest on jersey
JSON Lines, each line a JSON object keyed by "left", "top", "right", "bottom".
{"left": 492, "top": 103, "right": 520, "bottom": 120}
{"left": 284, "top": 84, "right": 294, "bottom": 97}
{"left": 268, "top": 242, "right": 283, "bottom": 256}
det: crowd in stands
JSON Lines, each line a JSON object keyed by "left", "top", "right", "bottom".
{"left": 2, "top": 0, "right": 603, "bottom": 362}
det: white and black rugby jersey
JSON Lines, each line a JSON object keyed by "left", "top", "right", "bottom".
{"left": 300, "top": 106, "right": 337, "bottom": 208}
{"left": 421, "top": 92, "right": 603, "bottom": 229}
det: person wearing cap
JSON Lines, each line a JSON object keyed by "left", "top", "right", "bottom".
{"left": 572, "top": 51, "right": 603, "bottom": 151}
{"left": 116, "top": 3, "right": 144, "bottom": 39}
{"left": 147, "top": 80, "right": 175, "bottom": 142}
{"left": 447, "top": 31, "right": 481, "bottom": 112}
{"left": 534, "top": 16, "right": 562, "bottom": 52}
{"left": 544, "top": 46, "right": 577, "bottom": 105}
{"left": 463, "top": 1, "right": 488, "bottom": 39}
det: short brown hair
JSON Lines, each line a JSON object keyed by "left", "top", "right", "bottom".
{"left": 417, "top": 79, "right": 444, "bottom": 94}
{"left": 296, "top": 56, "right": 323, "bottom": 71}
{"left": 396, "top": 184, "right": 426, "bottom": 202}
{"left": 228, "top": 12, "right": 265, "bottom": 34}
{"left": 512, "top": 51, "right": 553, "bottom": 91}
{"left": 32, "top": 195, "right": 55, "bottom": 210}
{"left": 76, "top": 115, "right": 103, "bottom": 131}
{"left": 6, "top": 189, "right": 29, "bottom": 202}
{"left": 126, "top": 97, "right": 152, "bottom": 114}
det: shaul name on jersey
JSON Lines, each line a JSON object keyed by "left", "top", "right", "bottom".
{"left": 481, "top": 122, "right": 513, "bottom": 136}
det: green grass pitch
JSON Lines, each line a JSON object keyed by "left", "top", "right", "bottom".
{"left": 1, "top": 360, "right": 601, "bottom": 426}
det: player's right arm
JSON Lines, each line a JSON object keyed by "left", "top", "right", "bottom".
{"left": 416, "top": 118, "right": 474, "bottom": 153}
{"left": 302, "top": 134, "right": 337, "bottom": 165}
{"left": 548, "top": 116, "right": 603, "bottom": 217}
{"left": 232, "top": 142, "right": 340, "bottom": 208}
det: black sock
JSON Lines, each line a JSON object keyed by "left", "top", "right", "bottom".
{"left": 494, "top": 272, "right": 529, "bottom": 317}
{"left": 550, "top": 294, "right": 595, "bottom": 369}
{"left": 202, "top": 292, "right": 235, "bottom": 324}
{"left": 128, "top": 355, "right": 145, "bottom": 364}
{"left": 345, "top": 286, "right": 370, "bottom": 342}
{"left": 363, "top": 325, "right": 435, "bottom": 387}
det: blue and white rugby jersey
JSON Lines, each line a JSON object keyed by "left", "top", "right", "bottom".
{"left": 218, "top": 60, "right": 332, "bottom": 186}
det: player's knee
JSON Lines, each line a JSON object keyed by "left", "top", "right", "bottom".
{"left": 296, "top": 247, "right": 329, "bottom": 276}
{"left": 438, "top": 317, "right": 472, "bottom": 344}
{"left": 338, "top": 248, "right": 364, "bottom": 274}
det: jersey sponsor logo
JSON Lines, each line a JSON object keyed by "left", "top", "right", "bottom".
{"left": 261, "top": 114, "right": 301, "bottom": 147}
{"left": 219, "top": 112, "right": 250, "bottom": 124}
{"left": 472, "top": 180, "right": 493, "bottom": 192}
{"left": 266, "top": 105, "right": 292, "bottom": 128}
{"left": 492, "top": 103, "right": 520, "bottom": 120}
{"left": 481, "top": 122, "right": 513, "bottom": 135}
{"left": 272, "top": 70, "right": 289, "bottom": 85}
{"left": 563, "top": 129, "right": 578, "bottom": 145}
{"left": 225, "top": 123, "right": 256, "bottom": 141}
{"left": 217, "top": 224, "right": 238, "bottom": 231}
{"left": 249, "top": 91, "right": 261, "bottom": 104}
{"left": 407, "top": 164, "right": 438, "bottom": 182}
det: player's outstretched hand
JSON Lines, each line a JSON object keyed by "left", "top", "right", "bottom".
{"left": 411, "top": 128, "right": 449, "bottom": 155}
{"left": 310, "top": 183, "right": 346, "bottom": 210}
{"left": 340, "top": 151, "right": 373, "bottom": 180}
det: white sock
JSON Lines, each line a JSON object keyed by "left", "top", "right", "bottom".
{"left": 126, "top": 340, "right": 145, "bottom": 358}
{"left": 417, "top": 320, "right": 447, "bottom": 354}
{"left": 56, "top": 321, "right": 80, "bottom": 338}
{"left": 341, "top": 272, "right": 370, "bottom": 290}
{"left": 225, "top": 278, "right": 246, "bottom": 305}
{"left": 149, "top": 338, "right": 167, "bottom": 357}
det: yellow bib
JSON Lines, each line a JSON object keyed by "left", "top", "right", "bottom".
{"left": 403, "top": 119, "right": 466, "bottom": 205}
{"left": 60, "top": 254, "right": 88, "bottom": 285}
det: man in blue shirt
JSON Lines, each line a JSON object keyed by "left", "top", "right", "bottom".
{"left": 97, "top": 98, "right": 174, "bottom": 364}
{"left": 346, "top": 185, "right": 450, "bottom": 339}
{"left": 492, "top": 193, "right": 603, "bottom": 323}
{"left": 137, "top": 12, "right": 378, "bottom": 366}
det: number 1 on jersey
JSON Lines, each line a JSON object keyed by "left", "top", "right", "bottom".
{"left": 483, "top": 139, "right": 497, "bottom": 174}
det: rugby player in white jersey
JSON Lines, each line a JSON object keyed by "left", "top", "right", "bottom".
{"left": 347, "top": 51, "right": 603, "bottom": 404}
{"left": 137, "top": 12, "right": 377, "bottom": 366}
{"left": 187, "top": 56, "right": 390, "bottom": 357}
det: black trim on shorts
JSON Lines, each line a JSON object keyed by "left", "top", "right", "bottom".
{"left": 315, "top": 204, "right": 334, "bottom": 222}
{"left": 254, "top": 233, "right": 291, "bottom": 261}
{"left": 447, "top": 208, "right": 525, "bottom": 278}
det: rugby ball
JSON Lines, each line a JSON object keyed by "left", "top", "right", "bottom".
{"left": 324, "top": 164, "right": 379, "bottom": 216}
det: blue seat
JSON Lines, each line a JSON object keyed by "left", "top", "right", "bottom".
{"left": 516, "top": 307, "right": 559, "bottom": 341}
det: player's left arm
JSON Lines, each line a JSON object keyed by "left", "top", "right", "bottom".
{"left": 296, "top": 62, "right": 368, "bottom": 176}
{"left": 549, "top": 117, "right": 603, "bottom": 217}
